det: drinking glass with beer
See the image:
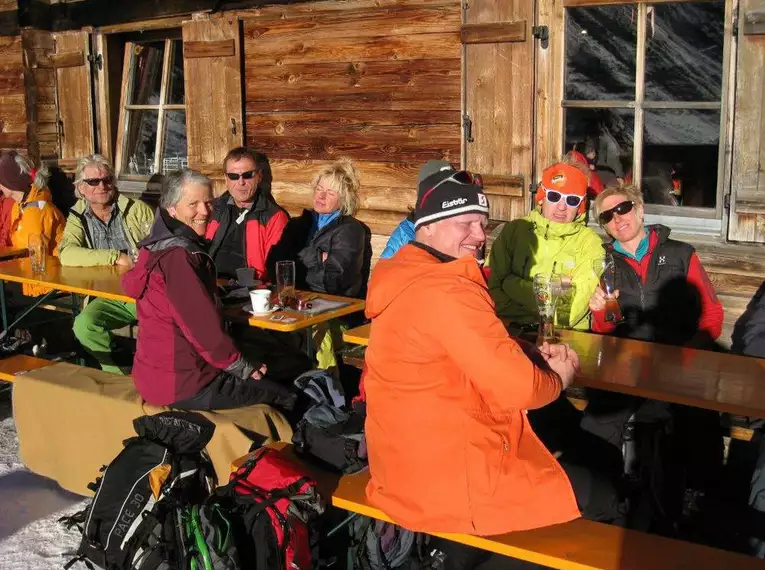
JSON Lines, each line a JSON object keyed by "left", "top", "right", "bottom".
{"left": 592, "top": 255, "right": 623, "bottom": 323}
{"left": 28, "top": 233, "right": 47, "bottom": 274}
{"left": 533, "top": 273, "right": 563, "bottom": 346}
{"left": 275, "top": 260, "right": 297, "bottom": 309}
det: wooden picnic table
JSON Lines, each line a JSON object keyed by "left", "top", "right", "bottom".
{"left": 0, "top": 256, "right": 365, "bottom": 335}
{"left": 343, "top": 324, "right": 765, "bottom": 419}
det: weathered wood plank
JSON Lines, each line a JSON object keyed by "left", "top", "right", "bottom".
{"left": 244, "top": 59, "right": 460, "bottom": 111}
{"left": 184, "top": 39, "right": 235, "bottom": 59}
{"left": 244, "top": 5, "right": 459, "bottom": 42}
{"left": 248, "top": 134, "right": 459, "bottom": 163}
{"left": 0, "top": 0, "right": 17, "bottom": 11}
{"left": 707, "top": 271, "right": 764, "bottom": 298}
{"left": 247, "top": 110, "right": 458, "bottom": 130}
{"left": 243, "top": 33, "right": 460, "bottom": 66}
{"left": 53, "top": 30, "right": 94, "bottom": 160}
{"left": 234, "top": 0, "right": 459, "bottom": 21}
{"left": 460, "top": 21, "right": 527, "bottom": 44}
{"left": 481, "top": 174, "right": 525, "bottom": 197}
{"left": 183, "top": 14, "right": 244, "bottom": 170}
{"left": 38, "top": 50, "right": 85, "bottom": 69}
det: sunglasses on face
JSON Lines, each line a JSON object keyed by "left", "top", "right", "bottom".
{"left": 419, "top": 170, "right": 483, "bottom": 207}
{"left": 225, "top": 170, "right": 258, "bottom": 181}
{"left": 598, "top": 200, "right": 635, "bottom": 225}
{"left": 82, "top": 176, "right": 114, "bottom": 187}
{"left": 545, "top": 189, "right": 583, "bottom": 208}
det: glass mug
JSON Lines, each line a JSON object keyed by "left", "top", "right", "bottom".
{"left": 275, "top": 260, "right": 297, "bottom": 308}
{"left": 532, "top": 273, "right": 562, "bottom": 346}
{"left": 28, "top": 234, "right": 47, "bottom": 274}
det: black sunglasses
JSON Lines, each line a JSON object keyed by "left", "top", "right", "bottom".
{"left": 545, "top": 189, "right": 583, "bottom": 208}
{"left": 225, "top": 170, "right": 259, "bottom": 181}
{"left": 598, "top": 200, "right": 635, "bottom": 224}
{"left": 82, "top": 176, "right": 114, "bottom": 187}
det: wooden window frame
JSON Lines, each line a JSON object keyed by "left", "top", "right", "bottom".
{"left": 114, "top": 37, "right": 185, "bottom": 183}
{"left": 561, "top": 0, "right": 735, "bottom": 228}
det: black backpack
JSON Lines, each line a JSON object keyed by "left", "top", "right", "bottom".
{"left": 62, "top": 411, "right": 217, "bottom": 570}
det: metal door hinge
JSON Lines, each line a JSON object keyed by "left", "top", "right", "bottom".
{"left": 87, "top": 53, "right": 103, "bottom": 71}
{"left": 462, "top": 114, "right": 474, "bottom": 143}
{"left": 724, "top": 193, "right": 731, "bottom": 211}
{"left": 532, "top": 25, "right": 549, "bottom": 49}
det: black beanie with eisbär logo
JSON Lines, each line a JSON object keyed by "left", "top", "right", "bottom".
{"left": 413, "top": 169, "right": 488, "bottom": 230}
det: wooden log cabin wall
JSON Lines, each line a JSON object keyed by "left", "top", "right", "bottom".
{"left": 0, "top": 0, "right": 761, "bottom": 348}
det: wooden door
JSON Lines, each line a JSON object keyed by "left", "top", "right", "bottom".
{"left": 463, "top": 0, "right": 534, "bottom": 221}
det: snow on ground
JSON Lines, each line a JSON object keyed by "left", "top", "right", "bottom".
{"left": 0, "top": 388, "right": 87, "bottom": 570}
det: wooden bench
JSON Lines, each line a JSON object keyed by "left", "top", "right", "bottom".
{"left": 0, "top": 354, "right": 54, "bottom": 382}
{"left": 13, "top": 362, "right": 293, "bottom": 495}
{"left": 236, "top": 443, "right": 763, "bottom": 570}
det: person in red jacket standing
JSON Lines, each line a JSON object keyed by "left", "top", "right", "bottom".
{"left": 206, "top": 148, "right": 288, "bottom": 282}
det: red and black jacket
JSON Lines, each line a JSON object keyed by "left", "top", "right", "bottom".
{"left": 592, "top": 225, "right": 723, "bottom": 346}
{"left": 206, "top": 190, "right": 288, "bottom": 281}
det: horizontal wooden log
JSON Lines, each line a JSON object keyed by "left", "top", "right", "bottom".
{"left": 243, "top": 32, "right": 460, "bottom": 66}
{"left": 460, "top": 21, "right": 527, "bottom": 44}
{"left": 271, "top": 181, "right": 414, "bottom": 214}
{"left": 246, "top": 133, "right": 459, "bottom": 163}
{"left": 0, "top": 133, "right": 27, "bottom": 149}
{"left": 247, "top": 109, "right": 458, "bottom": 129}
{"left": 0, "top": 73, "right": 22, "bottom": 94}
{"left": 244, "top": 59, "right": 460, "bottom": 111}
{"left": 481, "top": 174, "right": 524, "bottom": 197}
{"left": 234, "top": 0, "right": 459, "bottom": 21}
{"left": 271, "top": 159, "right": 426, "bottom": 188}
{"left": 39, "top": 50, "right": 85, "bottom": 69}
{"left": 0, "top": 36, "right": 21, "bottom": 59}
{"left": 0, "top": 0, "right": 17, "bottom": 11}
{"left": 707, "top": 271, "right": 764, "bottom": 298}
{"left": 244, "top": 5, "right": 459, "bottom": 43}
{"left": 183, "top": 39, "right": 236, "bottom": 59}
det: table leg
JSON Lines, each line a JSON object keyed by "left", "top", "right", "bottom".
{"left": 0, "top": 281, "right": 6, "bottom": 333}
{"left": 304, "top": 326, "right": 315, "bottom": 361}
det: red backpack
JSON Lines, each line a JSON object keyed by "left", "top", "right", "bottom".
{"left": 216, "top": 447, "right": 324, "bottom": 570}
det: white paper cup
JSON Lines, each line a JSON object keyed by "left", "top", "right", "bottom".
{"left": 249, "top": 290, "right": 272, "bottom": 314}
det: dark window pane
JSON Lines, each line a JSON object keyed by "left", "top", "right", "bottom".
{"left": 565, "top": 6, "right": 637, "bottom": 101}
{"left": 130, "top": 42, "right": 165, "bottom": 106}
{"left": 564, "top": 108, "right": 634, "bottom": 187}
{"left": 642, "top": 110, "right": 720, "bottom": 208}
{"left": 167, "top": 41, "right": 185, "bottom": 105}
{"left": 161, "top": 111, "right": 188, "bottom": 174}
{"left": 124, "top": 110, "right": 159, "bottom": 176}
{"left": 644, "top": 3, "right": 724, "bottom": 102}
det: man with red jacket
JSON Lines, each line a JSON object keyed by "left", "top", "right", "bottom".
{"left": 206, "top": 148, "right": 288, "bottom": 281}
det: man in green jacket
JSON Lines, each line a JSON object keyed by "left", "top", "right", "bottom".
{"left": 488, "top": 162, "right": 604, "bottom": 330}
{"left": 60, "top": 154, "right": 154, "bottom": 374}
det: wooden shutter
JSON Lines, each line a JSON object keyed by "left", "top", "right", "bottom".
{"left": 50, "top": 30, "right": 95, "bottom": 163}
{"left": 182, "top": 13, "right": 243, "bottom": 186}
{"left": 463, "top": 1, "right": 532, "bottom": 222}
{"left": 728, "top": 0, "right": 765, "bottom": 243}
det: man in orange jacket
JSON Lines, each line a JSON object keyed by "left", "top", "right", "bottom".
{"left": 364, "top": 166, "right": 623, "bottom": 568}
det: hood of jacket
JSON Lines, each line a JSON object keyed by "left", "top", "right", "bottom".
{"left": 122, "top": 209, "right": 208, "bottom": 299}
{"left": 366, "top": 243, "right": 486, "bottom": 320}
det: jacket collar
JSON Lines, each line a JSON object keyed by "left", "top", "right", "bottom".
{"left": 529, "top": 209, "right": 586, "bottom": 239}
{"left": 72, "top": 192, "right": 130, "bottom": 215}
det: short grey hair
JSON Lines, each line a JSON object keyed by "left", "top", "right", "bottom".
{"left": 13, "top": 153, "right": 49, "bottom": 189}
{"left": 161, "top": 169, "right": 212, "bottom": 209}
{"left": 74, "top": 154, "right": 116, "bottom": 199}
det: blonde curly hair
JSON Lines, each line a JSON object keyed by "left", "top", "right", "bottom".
{"left": 312, "top": 157, "right": 361, "bottom": 216}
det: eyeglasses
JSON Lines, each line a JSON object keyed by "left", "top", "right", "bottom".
{"left": 598, "top": 200, "right": 635, "bottom": 224}
{"left": 545, "top": 189, "right": 584, "bottom": 208}
{"left": 419, "top": 170, "right": 483, "bottom": 207}
{"left": 82, "top": 176, "right": 114, "bottom": 187}
{"left": 225, "top": 170, "right": 259, "bottom": 181}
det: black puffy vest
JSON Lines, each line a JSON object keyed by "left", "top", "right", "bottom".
{"left": 607, "top": 225, "right": 697, "bottom": 345}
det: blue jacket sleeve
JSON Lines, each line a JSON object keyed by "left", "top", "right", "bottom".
{"left": 380, "top": 218, "right": 415, "bottom": 260}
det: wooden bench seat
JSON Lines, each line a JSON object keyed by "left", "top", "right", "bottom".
{"left": 13, "top": 362, "right": 293, "bottom": 495}
{"left": 243, "top": 443, "right": 763, "bottom": 570}
{"left": 0, "top": 354, "right": 53, "bottom": 382}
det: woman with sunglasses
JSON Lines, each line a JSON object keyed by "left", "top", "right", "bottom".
{"left": 488, "top": 162, "right": 603, "bottom": 331}
{"left": 0, "top": 151, "right": 65, "bottom": 296}
{"left": 586, "top": 184, "right": 724, "bottom": 528}
{"left": 589, "top": 184, "right": 723, "bottom": 345}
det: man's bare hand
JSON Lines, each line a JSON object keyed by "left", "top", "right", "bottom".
{"left": 541, "top": 342, "right": 580, "bottom": 389}
{"left": 250, "top": 363, "right": 268, "bottom": 380}
{"left": 116, "top": 253, "right": 135, "bottom": 269}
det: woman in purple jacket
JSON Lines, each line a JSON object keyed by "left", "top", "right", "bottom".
{"left": 122, "top": 169, "right": 295, "bottom": 411}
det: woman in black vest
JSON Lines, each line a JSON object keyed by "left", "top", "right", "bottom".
{"left": 585, "top": 184, "right": 724, "bottom": 533}
{"left": 589, "top": 184, "right": 723, "bottom": 346}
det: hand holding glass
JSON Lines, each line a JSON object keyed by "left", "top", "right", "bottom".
{"left": 592, "top": 256, "right": 623, "bottom": 323}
